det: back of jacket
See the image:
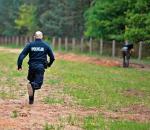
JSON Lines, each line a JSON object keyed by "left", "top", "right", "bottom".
{"left": 17, "top": 39, "right": 55, "bottom": 68}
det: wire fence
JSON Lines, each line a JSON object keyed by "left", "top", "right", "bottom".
{"left": 0, "top": 36, "right": 150, "bottom": 60}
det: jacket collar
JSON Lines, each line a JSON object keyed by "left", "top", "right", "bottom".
{"left": 35, "top": 39, "right": 42, "bottom": 42}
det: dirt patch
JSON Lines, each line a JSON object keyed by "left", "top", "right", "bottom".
{"left": 64, "top": 125, "right": 83, "bottom": 130}
{"left": 56, "top": 52, "right": 150, "bottom": 69}
{"left": 120, "top": 104, "right": 150, "bottom": 115}
{"left": 0, "top": 47, "right": 21, "bottom": 53}
{"left": 0, "top": 99, "right": 98, "bottom": 129}
{"left": 122, "top": 88, "right": 146, "bottom": 98}
{"left": 56, "top": 53, "right": 121, "bottom": 67}
{"left": 118, "top": 104, "right": 150, "bottom": 122}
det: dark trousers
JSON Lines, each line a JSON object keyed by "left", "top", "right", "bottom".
{"left": 27, "top": 64, "right": 45, "bottom": 90}
{"left": 122, "top": 51, "right": 131, "bottom": 67}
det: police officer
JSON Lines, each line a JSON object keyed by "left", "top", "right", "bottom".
{"left": 17, "top": 31, "right": 55, "bottom": 104}
{"left": 122, "top": 41, "right": 134, "bottom": 67}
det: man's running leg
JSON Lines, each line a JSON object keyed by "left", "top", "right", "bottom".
{"left": 27, "top": 83, "right": 35, "bottom": 104}
{"left": 27, "top": 69, "right": 35, "bottom": 104}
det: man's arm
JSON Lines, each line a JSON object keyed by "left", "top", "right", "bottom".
{"left": 47, "top": 45, "right": 55, "bottom": 67}
{"left": 17, "top": 44, "right": 30, "bottom": 70}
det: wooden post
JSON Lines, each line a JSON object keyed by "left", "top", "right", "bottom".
{"left": 15, "top": 36, "right": 19, "bottom": 46}
{"left": 8, "top": 36, "right": 10, "bottom": 45}
{"left": 89, "top": 38, "right": 92, "bottom": 54}
{"left": 25, "top": 36, "right": 28, "bottom": 44}
{"left": 138, "top": 41, "right": 142, "bottom": 60}
{"left": 72, "top": 38, "right": 76, "bottom": 51}
{"left": 0, "top": 37, "right": 1, "bottom": 44}
{"left": 5, "top": 36, "right": 8, "bottom": 45}
{"left": 21, "top": 36, "right": 25, "bottom": 46}
{"left": 29, "top": 36, "right": 33, "bottom": 42}
{"left": 80, "top": 37, "right": 84, "bottom": 52}
{"left": 12, "top": 36, "right": 14, "bottom": 44}
{"left": 52, "top": 37, "right": 55, "bottom": 49}
{"left": 65, "top": 37, "right": 68, "bottom": 51}
{"left": 10, "top": 36, "right": 12, "bottom": 44}
{"left": 2, "top": 37, "right": 4, "bottom": 44}
{"left": 58, "top": 37, "right": 61, "bottom": 51}
{"left": 100, "top": 38, "right": 103, "bottom": 55}
{"left": 112, "top": 40, "right": 116, "bottom": 58}
{"left": 9, "top": 36, "right": 12, "bottom": 44}
{"left": 11, "top": 36, "right": 14, "bottom": 44}
{"left": 0, "top": 37, "right": 2, "bottom": 45}
{"left": 20, "top": 36, "right": 23, "bottom": 46}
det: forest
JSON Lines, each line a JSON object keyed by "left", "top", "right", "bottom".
{"left": 0, "top": 0, "right": 150, "bottom": 43}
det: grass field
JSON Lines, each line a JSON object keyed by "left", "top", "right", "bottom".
{"left": 0, "top": 48, "right": 150, "bottom": 130}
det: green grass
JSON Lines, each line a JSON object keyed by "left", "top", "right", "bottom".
{"left": 11, "top": 110, "right": 18, "bottom": 118}
{"left": 0, "top": 49, "right": 149, "bottom": 129}
{"left": 83, "top": 115, "right": 150, "bottom": 130}
{"left": 0, "top": 51, "right": 28, "bottom": 99}
{"left": 44, "top": 97, "right": 64, "bottom": 105}
{"left": 43, "top": 123, "right": 64, "bottom": 130}
{"left": 48, "top": 60, "right": 150, "bottom": 109}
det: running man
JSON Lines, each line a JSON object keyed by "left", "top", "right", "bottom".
{"left": 17, "top": 31, "right": 55, "bottom": 104}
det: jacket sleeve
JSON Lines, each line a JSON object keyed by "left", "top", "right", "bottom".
{"left": 47, "top": 45, "right": 55, "bottom": 67}
{"left": 17, "top": 44, "right": 30, "bottom": 68}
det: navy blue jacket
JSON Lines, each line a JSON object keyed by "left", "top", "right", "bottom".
{"left": 17, "top": 39, "right": 55, "bottom": 69}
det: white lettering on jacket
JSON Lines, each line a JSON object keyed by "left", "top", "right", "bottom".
{"left": 31, "top": 47, "right": 44, "bottom": 52}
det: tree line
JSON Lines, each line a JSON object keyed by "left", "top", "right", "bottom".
{"left": 0, "top": 0, "right": 150, "bottom": 43}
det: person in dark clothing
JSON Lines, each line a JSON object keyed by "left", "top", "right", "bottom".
{"left": 17, "top": 31, "right": 55, "bottom": 104}
{"left": 121, "top": 41, "right": 134, "bottom": 67}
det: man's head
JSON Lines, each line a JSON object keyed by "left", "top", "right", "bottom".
{"left": 34, "top": 31, "right": 43, "bottom": 39}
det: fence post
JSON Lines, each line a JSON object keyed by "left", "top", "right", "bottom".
{"left": 19, "top": 36, "right": 23, "bottom": 45}
{"left": 4, "top": 36, "right": 8, "bottom": 45}
{"left": 58, "top": 37, "right": 61, "bottom": 51}
{"left": 24, "top": 36, "right": 28, "bottom": 44}
{"left": 0, "top": 37, "right": 3, "bottom": 44}
{"left": 9, "top": 36, "right": 12, "bottom": 44}
{"left": 65, "top": 37, "right": 68, "bottom": 51}
{"left": 100, "top": 38, "right": 103, "bottom": 55}
{"left": 29, "top": 36, "right": 33, "bottom": 42}
{"left": 138, "top": 41, "right": 142, "bottom": 60}
{"left": 112, "top": 40, "right": 116, "bottom": 58}
{"left": 8, "top": 36, "right": 11, "bottom": 44}
{"left": 72, "top": 38, "right": 75, "bottom": 51}
{"left": 15, "top": 36, "right": 19, "bottom": 46}
{"left": 80, "top": 37, "right": 84, "bottom": 52}
{"left": 0, "top": 37, "right": 1, "bottom": 44}
{"left": 52, "top": 37, "right": 56, "bottom": 49}
{"left": 0, "top": 37, "right": 1, "bottom": 45}
{"left": 11, "top": 36, "right": 13, "bottom": 44}
{"left": 89, "top": 38, "right": 92, "bottom": 54}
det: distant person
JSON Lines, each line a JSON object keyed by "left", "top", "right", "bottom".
{"left": 17, "top": 31, "right": 55, "bottom": 104}
{"left": 121, "top": 41, "right": 134, "bottom": 67}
